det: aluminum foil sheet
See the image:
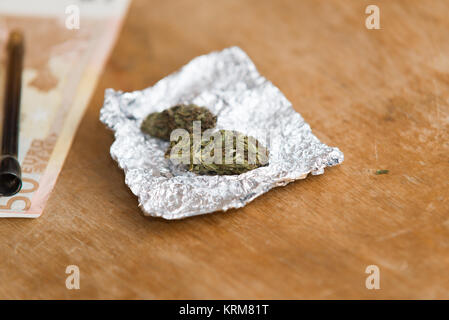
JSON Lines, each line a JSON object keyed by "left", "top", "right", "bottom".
{"left": 100, "top": 47, "right": 344, "bottom": 219}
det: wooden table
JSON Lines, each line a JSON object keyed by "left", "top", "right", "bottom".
{"left": 1, "top": 0, "right": 448, "bottom": 299}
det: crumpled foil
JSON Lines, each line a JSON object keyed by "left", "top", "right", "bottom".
{"left": 100, "top": 47, "right": 343, "bottom": 219}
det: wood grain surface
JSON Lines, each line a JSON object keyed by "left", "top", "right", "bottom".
{"left": 1, "top": 0, "right": 449, "bottom": 299}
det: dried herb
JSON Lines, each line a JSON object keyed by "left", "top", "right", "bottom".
{"left": 166, "top": 130, "right": 269, "bottom": 175}
{"left": 141, "top": 104, "right": 217, "bottom": 140}
{"left": 140, "top": 110, "right": 172, "bottom": 140}
{"left": 375, "top": 169, "right": 389, "bottom": 175}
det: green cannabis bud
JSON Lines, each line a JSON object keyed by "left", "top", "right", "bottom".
{"left": 141, "top": 104, "right": 217, "bottom": 140}
{"left": 166, "top": 130, "right": 269, "bottom": 175}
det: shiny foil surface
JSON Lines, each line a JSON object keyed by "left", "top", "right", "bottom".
{"left": 100, "top": 47, "right": 344, "bottom": 219}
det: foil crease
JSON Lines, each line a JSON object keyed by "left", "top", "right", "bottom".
{"left": 100, "top": 47, "right": 343, "bottom": 219}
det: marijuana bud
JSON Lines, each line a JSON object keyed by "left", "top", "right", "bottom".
{"left": 140, "top": 110, "right": 171, "bottom": 140}
{"left": 166, "top": 130, "right": 269, "bottom": 175}
{"left": 141, "top": 104, "right": 217, "bottom": 140}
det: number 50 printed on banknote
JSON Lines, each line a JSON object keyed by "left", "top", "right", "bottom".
{"left": 0, "top": 0, "right": 130, "bottom": 217}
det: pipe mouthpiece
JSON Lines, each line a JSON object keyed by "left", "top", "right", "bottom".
{"left": 0, "top": 156, "right": 22, "bottom": 196}
{"left": 7, "top": 30, "right": 24, "bottom": 51}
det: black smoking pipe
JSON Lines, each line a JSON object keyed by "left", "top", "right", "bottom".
{"left": 0, "top": 30, "right": 24, "bottom": 196}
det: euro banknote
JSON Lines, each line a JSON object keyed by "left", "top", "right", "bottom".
{"left": 0, "top": 0, "right": 130, "bottom": 217}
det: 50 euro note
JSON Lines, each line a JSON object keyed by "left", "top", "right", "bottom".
{"left": 0, "top": 0, "right": 130, "bottom": 217}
